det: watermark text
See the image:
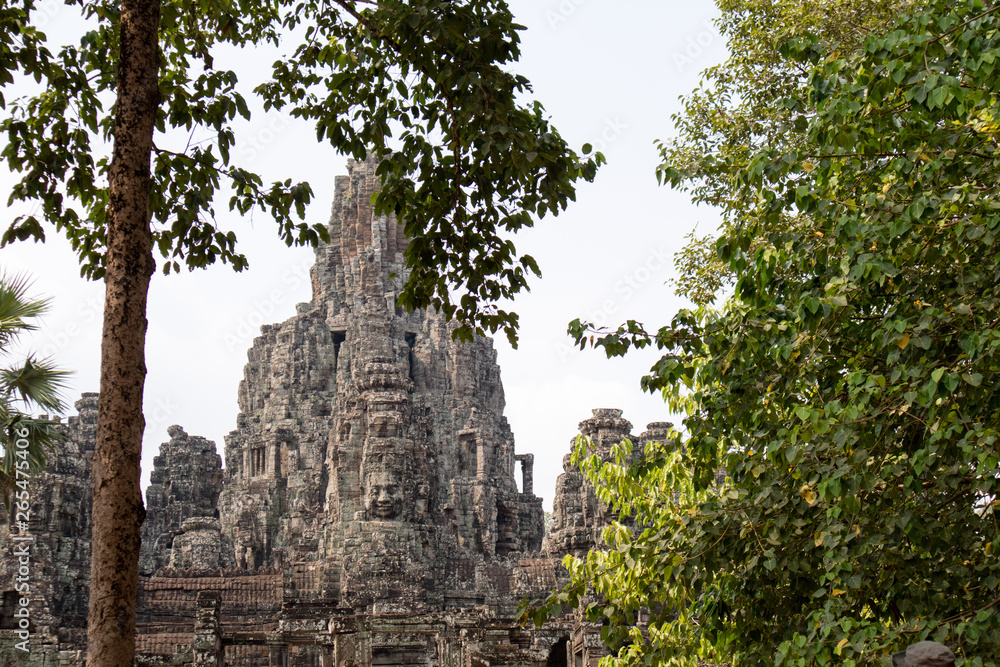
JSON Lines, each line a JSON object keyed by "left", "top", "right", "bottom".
{"left": 9, "top": 425, "right": 34, "bottom": 652}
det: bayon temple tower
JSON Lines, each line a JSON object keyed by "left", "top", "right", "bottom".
{"left": 0, "top": 157, "right": 672, "bottom": 667}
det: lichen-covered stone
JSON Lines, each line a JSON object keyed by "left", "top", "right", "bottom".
{"left": 168, "top": 518, "right": 234, "bottom": 571}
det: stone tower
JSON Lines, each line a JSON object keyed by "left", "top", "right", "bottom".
{"left": 217, "top": 155, "right": 544, "bottom": 615}
{"left": 547, "top": 410, "right": 674, "bottom": 558}
{"left": 140, "top": 425, "right": 230, "bottom": 574}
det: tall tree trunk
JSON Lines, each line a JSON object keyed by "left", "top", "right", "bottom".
{"left": 86, "top": 0, "right": 159, "bottom": 663}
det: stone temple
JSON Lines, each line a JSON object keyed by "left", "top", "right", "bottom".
{"left": 0, "top": 157, "right": 673, "bottom": 666}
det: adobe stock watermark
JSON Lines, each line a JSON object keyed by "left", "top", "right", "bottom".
{"left": 37, "top": 296, "right": 102, "bottom": 359}
{"left": 587, "top": 117, "right": 629, "bottom": 155}
{"left": 145, "top": 395, "right": 181, "bottom": 442}
{"left": 672, "top": 20, "right": 721, "bottom": 73}
{"left": 31, "top": 0, "right": 63, "bottom": 28}
{"left": 8, "top": 424, "right": 35, "bottom": 652}
{"left": 556, "top": 245, "right": 672, "bottom": 362}
{"left": 223, "top": 258, "right": 313, "bottom": 352}
{"left": 545, "top": 0, "right": 590, "bottom": 30}
{"left": 236, "top": 111, "right": 295, "bottom": 164}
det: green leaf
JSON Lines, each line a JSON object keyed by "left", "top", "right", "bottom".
{"left": 962, "top": 372, "right": 983, "bottom": 387}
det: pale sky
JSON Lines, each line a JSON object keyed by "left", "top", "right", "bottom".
{"left": 0, "top": 1, "right": 726, "bottom": 511}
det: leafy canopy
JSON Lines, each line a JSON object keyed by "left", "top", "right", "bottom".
{"left": 661, "top": 0, "right": 918, "bottom": 306}
{"left": 1, "top": 0, "right": 599, "bottom": 345}
{"left": 531, "top": 1, "right": 1000, "bottom": 665}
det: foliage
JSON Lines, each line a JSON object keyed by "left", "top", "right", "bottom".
{"left": 1, "top": 0, "right": 598, "bottom": 345}
{"left": 0, "top": 274, "right": 68, "bottom": 503}
{"left": 533, "top": 1, "right": 1000, "bottom": 665}
{"left": 662, "top": 0, "right": 920, "bottom": 306}
{"left": 522, "top": 434, "right": 725, "bottom": 666}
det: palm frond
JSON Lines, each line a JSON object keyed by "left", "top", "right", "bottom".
{"left": 0, "top": 272, "right": 71, "bottom": 506}
{"left": 0, "top": 414, "right": 66, "bottom": 507}
{"left": 1, "top": 355, "right": 71, "bottom": 413}
{"left": 0, "top": 272, "right": 49, "bottom": 348}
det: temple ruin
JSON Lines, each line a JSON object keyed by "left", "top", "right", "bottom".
{"left": 0, "top": 157, "right": 672, "bottom": 667}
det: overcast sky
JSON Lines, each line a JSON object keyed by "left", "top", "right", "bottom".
{"left": 0, "top": 0, "right": 726, "bottom": 511}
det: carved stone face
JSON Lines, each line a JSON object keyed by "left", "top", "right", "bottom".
{"left": 365, "top": 471, "right": 403, "bottom": 519}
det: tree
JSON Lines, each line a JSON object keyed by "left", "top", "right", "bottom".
{"left": 662, "top": 0, "right": 918, "bottom": 306}
{"left": 0, "top": 274, "right": 68, "bottom": 503}
{"left": 1, "top": 0, "right": 598, "bottom": 663}
{"left": 528, "top": 1, "right": 1000, "bottom": 665}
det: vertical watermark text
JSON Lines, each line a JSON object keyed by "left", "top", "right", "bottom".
{"left": 9, "top": 425, "right": 34, "bottom": 652}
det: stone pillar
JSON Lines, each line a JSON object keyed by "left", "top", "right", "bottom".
{"left": 269, "top": 645, "right": 288, "bottom": 667}
{"left": 515, "top": 454, "right": 533, "bottom": 495}
{"left": 476, "top": 438, "right": 488, "bottom": 480}
{"left": 192, "top": 590, "right": 223, "bottom": 666}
